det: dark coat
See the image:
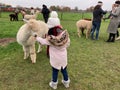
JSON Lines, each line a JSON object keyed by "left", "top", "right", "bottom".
{"left": 93, "top": 5, "right": 107, "bottom": 23}
{"left": 41, "top": 5, "right": 50, "bottom": 17}
{"left": 41, "top": 5, "right": 50, "bottom": 23}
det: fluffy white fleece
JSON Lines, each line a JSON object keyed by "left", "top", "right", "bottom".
{"left": 16, "top": 19, "right": 48, "bottom": 63}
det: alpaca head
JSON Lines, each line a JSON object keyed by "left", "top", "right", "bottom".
{"left": 27, "top": 19, "right": 39, "bottom": 32}
{"left": 23, "top": 19, "right": 48, "bottom": 37}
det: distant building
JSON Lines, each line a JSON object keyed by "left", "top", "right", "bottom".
{"left": 0, "top": 3, "right": 14, "bottom": 12}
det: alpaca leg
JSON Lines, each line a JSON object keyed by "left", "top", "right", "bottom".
{"left": 10, "top": 16, "right": 12, "bottom": 21}
{"left": 30, "top": 45, "right": 36, "bottom": 63}
{"left": 81, "top": 28, "right": 84, "bottom": 36}
{"left": 37, "top": 43, "right": 42, "bottom": 53}
{"left": 13, "top": 16, "right": 16, "bottom": 21}
{"left": 77, "top": 27, "right": 81, "bottom": 38}
{"left": 86, "top": 30, "right": 88, "bottom": 39}
{"left": 86, "top": 29, "right": 91, "bottom": 39}
{"left": 10, "top": 16, "right": 13, "bottom": 21}
{"left": 12, "top": 16, "right": 14, "bottom": 21}
{"left": 23, "top": 46, "right": 30, "bottom": 59}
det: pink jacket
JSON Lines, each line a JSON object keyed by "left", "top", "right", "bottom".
{"left": 36, "top": 37, "right": 70, "bottom": 70}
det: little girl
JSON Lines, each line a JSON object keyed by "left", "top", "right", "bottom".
{"left": 34, "top": 11, "right": 70, "bottom": 89}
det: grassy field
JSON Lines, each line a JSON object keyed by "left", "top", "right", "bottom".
{"left": 0, "top": 12, "right": 120, "bottom": 90}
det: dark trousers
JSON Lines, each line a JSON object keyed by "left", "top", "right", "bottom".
{"left": 52, "top": 67, "right": 68, "bottom": 82}
{"left": 116, "top": 30, "right": 119, "bottom": 37}
{"left": 91, "top": 21, "right": 101, "bottom": 40}
{"left": 43, "top": 15, "right": 49, "bottom": 23}
{"left": 107, "top": 33, "right": 115, "bottom": 42}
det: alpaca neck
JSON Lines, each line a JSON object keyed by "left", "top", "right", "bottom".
{"left": 24, "top": 31, "right": 31, "bottom": 40}
{"left": 22, "top": 27, "right": 32, "bottom": 43}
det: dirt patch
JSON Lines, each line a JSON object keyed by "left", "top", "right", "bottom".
{"left": 0, "top": 38, "right": 16, "bottom": 46}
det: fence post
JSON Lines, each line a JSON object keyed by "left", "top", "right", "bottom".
{"left": 60, "top": 12, "right": 63, "bottom": 20}
{"left": 0, "top": 8, "right": 1, "bottom": 18}
{"left": 82, "top": 11, "right": 84, "bottom": 19}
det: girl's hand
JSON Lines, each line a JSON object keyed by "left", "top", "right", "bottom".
{"left": 32, "top": 33, "right": 38, "bottom": 37}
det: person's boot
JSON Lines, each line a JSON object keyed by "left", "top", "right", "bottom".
{"left": 49, "top": 81, "right": 58, "bottom": 89}
{"left": 106, "top": 33, "right": 112, "bottom": 42}
{"left": 111, "top": 34, "right": 115, "bottom": 42}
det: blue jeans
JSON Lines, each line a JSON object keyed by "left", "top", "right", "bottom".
{"left": 91, "top": 21, "right": 101, "bottom": 40}
{"left": 52, "top": 67, "right": 68, "bottom": 82}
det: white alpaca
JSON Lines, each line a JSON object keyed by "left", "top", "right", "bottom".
{"left": 16, "top": 19, "right": 48, "bottom": 63}
{"left": 24, "top": 10, "right": 40, "bottom": 20}
{"left": 76, "top": 19, "right": 92, "bottom": 39}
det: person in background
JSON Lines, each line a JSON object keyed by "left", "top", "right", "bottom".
{"left": 41, "top": 4, "right": 50, "bottom": 23}
{"left": 14, "top": 8, "right": 19, "bottom": 21}
{"left": 106, "top": 1, "right": 120, "bottom": 42}
{"left": 91, "top": 1, "right": 107, "bottom": 40}
{"left": 30, "top": 7, "right": 35, "bottom": 15}
{"left": 33, "top": 24, "right": 70, "bottom": 89}
{"left": 103, "top": 1, "right": 119, "bottom": 37}
{"left": 20, "top": 9, "right": 26, "bottom": 19}
{"left": 112, "top": 1, "right": 120, "bottom": 37}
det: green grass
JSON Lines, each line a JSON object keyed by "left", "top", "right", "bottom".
{"left": 0, "top": 12, "right": 120, "bottom": 90}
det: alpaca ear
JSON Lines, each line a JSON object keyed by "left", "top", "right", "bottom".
{"left": 23, "top": 19, "right": 28, "bottom": 23}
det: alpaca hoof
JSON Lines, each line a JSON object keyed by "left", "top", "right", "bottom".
{"left": 24, "top": 57, "right": 27, "bottom": 59}
{"left": 37, "top": 51, "right": 40, "bottom": 53}
{"left": 32, "top": 61, "right": 36, "bottom": 63}
{"left": 24, "top": 56, "right": 28, "bottom": 59}
{"left": 32, "top": 62, "right": 36, "bottom": 64}
{"left": 37, "top": 50, "right": 42, "bottom": 53}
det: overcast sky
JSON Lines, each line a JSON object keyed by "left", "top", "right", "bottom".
{"left": 0, "top": 0, "right": 116, "bottom": 10}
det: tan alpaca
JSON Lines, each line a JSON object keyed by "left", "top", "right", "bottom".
{"left": 76, "top": 19, "right": 92, "bottom": 39}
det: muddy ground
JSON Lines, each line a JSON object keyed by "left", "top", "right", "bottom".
{"left": 0, "top": 38, "right": 16, "bottom": 46}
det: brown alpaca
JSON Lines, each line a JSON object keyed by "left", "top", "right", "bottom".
{"left": 9, "top": 13, "right": 18, "bottom": 21}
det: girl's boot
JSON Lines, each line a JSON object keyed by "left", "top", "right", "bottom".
{"left": 62, "top": 79, "right": 70, "bottom": 88}
{"left": 49, "top": 81, "right": 58, "bottom": 89}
